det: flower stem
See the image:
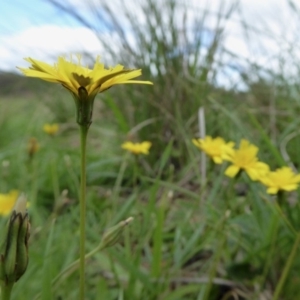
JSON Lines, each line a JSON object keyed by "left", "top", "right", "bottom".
{"left": 79, "top": 125, "right": 89, "bottom": 300}
{"left": 261, "top": 210, "right": 280, "bottom": 285}
{"left": 273, "top": 232, "right": 300, "bottom": 300}
{"left": 201, "top": 215, "right": 227, "bottom": 300}
{"left": 1, "top": 281, "right": 14, "bottom": 300}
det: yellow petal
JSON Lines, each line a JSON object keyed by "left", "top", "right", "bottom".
{"left": 212, "top": 156, "right": 223, "bottom": 164}
{"left": 18, "top": 56, "right": 153, "bottom": 98}
{"left": 282, "top": 184, "right": 298, "bottom": 191}
{"left": 267, "top": 187, "right": 279, "bottom": 194}
{"left": 225, "top": 165, "right": 240, "bottom": 178}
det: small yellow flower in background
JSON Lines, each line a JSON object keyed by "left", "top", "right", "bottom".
{"left": 260, "top": 166, "right": 300, "bottom": 194}
{"left": 27, "top": 137, "right": 40, "bottom": 158}
{"left": 18, "top": 55, "right": 153, "bottom": 98}
{"left": 224, "top": 139, "right": 269, "bottom": 181}
{"left": 43, "top": 123, "right": 59, "bottom": 136}
{"left": 121, "top": 141, "right": 152, "bottom": 155}
{"left": 0, "top": 190, "right": 19, "bottom": 216}
{"left": 192, "top": 136, "right": 235, "bottom": 164}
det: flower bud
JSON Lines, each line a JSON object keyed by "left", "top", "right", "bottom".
{"left": 0, "top": 194, "right": 30, "bottom": 283}
{"left": 15, "top": 213, "right": 29, "bottom": 281}
{"left": 27, "top": 137, "right": 40, "bottom": 159}
{"left": 100, "top": 217, "right": 133, "bottom": 249}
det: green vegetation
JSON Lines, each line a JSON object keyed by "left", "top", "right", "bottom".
{"left": 1, "top": 0, "right": 300, "bottom": 299}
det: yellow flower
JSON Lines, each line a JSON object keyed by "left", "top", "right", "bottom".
{"left": 0, "top": 191, "right": 20, "bottom": 216}
{"left": 192, "top": 136, "right": 235, "bottom": 164}
{"left": 18, "top": 55, "right": 153, "bottom": 97}
{"left": 224, "top": 139, "right": 269, "bottom": 180}
{"left": 18, "top": 55, "right": 152, "bottom": 126}
{"left": 260, "top": 167, "right": 300, "bottom": 194}
{"left": 43, "top": 123, "right": 59, "bottom": 136}
{"left": 121, "top": 141, "right": 152, "bottom": 155}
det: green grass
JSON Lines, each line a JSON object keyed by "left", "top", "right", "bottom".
{"left": 1, "top": 88, "right": 300, "bottom": 299}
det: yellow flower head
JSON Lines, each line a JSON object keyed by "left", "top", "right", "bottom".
{"left": 43, "top": 123, "right": 59, "bottom": 136}
{"left": 224, "top": 139, "right": 269, "bottom": 180}
{"left": 18, "top": 55, "right": 153, "bottom": 97}
{"left": 192, "top": 136, "right": 235, "bottom": 164}
{"left": 260, "top": 166, "right": 300, "bottom": 194}
{"left": 0, "top": 190, "right": 20, "bottom": 216}
{"left": 18, "top": 55, "right": 152, "bottom": 126}
{"left": 121, "top": 141, "right": 152, "bottom": 155}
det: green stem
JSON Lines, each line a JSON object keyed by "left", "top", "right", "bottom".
{"left": 261, "top": 192, "right": 285, "bottom": 290}
{"left": 79, "top": 125, "right": 89, "bottom": 300}
{"left": 200, "top": 215, "right": 227, "bottom": 300}
{"left": 226, "top": 175, "right": 236, "bottom": 210}
{"left": 111, "top": 153, "right": 128, "bottom": 212}
{"left": 51, "top": 154, "right": 60, "bottom": 212}
{"left": 202, "top": 235, "right": 225, "bottom": 300}
{"left": 151, "top": 201, "right": 165, "bottom": 277}
{"left": 1, "top": 281, "right": 14, "bottom": 300}
{"left": 261, "top": 210, "right": 280, "bottom": 286}
{"left": 133, "top": 155, "right": 139, "bottom": 188}
{"left": 273, "top": 232, "right": 300, "bottom": 300}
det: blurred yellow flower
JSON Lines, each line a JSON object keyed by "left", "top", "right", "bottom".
{"left": 0, "top": 190, "right": 20, "bottom": 216}
{"left": 43, "top": 123, "right": 59, "bottom": 136}
{"left": 192, "top": 136, "right": 235, "bottom": 164}
{"left": 224, "top": 139, "right": 269, "bottom": 180}
{"left": 18, "top": 55, "right": 153, "bottom": 97}
{"left": 121, "top": 141, "right": 152, "bottom": 155}
{"left": 260, "top": 166, "right": 300, "bottom": 194}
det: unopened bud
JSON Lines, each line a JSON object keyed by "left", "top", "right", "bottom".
{"left": 27, "top": 137, "right": 40, "bottom": 159}
{"left": 100, "top": 217, "right": 133, "bottom": 249}
{"left": 15, "top": 212, "right": 29, "bottom": 281}
{"left": 3, "top": 212, "right": 20, "bottom": 282}
{"left": 0, "top": 194, "right": 30, "bottom": 283}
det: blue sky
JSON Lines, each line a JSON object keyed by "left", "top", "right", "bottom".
{"left": 0, "top": 0, "right": 298, "bottom": 82}
{"left": 1, "top": 0, "right": 63, "bottom": 35}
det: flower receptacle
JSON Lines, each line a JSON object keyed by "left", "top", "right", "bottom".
{"left": 73, "top": 87, "right": 96, "bottom": 127}
{"left": 100, "top": 217, "right": 134, "bottom": 249}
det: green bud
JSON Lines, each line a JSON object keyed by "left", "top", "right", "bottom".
{"left": 0, "top": 194, "right": 30, "bottom": 284}
{"left": 15, "top": 213, "right": 29, "bottom": 281}
{"left": 100, "top": 217, "right": 133, "bottom": 249}
{"left": 4, "top": 212, "right": 21, "bottom": 283}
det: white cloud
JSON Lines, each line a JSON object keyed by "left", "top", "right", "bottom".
{"left": 0, "top": 25, "right": 104, "bottom": 71}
